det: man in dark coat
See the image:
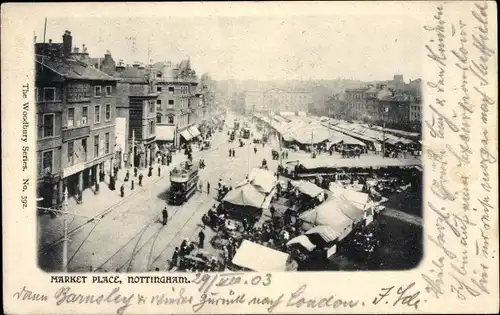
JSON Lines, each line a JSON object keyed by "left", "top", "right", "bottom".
{"left": 270, "top": 205, "right": 276, "bottom": 218}
{"left": 134, "top": 167, "right": 138, "bottom": 177}
{"left": 148, "top": 166, "right": 153, "bottom": 177}
{"left": 131, "top": 180, "right": 134, "bottom": 190}
{"left": 139, "top": 173, "right": 143, "bottom": 186}
{"left": 207, "top": 181, "right": 210, "bottom": 194}
{"left": 124, "top": 170, "right": 130, "bottom": 182}
{"left": 158, "top": 166, "right": 161, "bottom": 177}
{"left": 120, "top": 184, "right": 125, "bottom": 197}
{"left": 162, "top": 207, "right": 168, "bottom": 225}
{"left": 171, "top": 247, "right": 179, "bottom": 268}
{"left": 198, "top": 230, "right": 205, "bottom": 248}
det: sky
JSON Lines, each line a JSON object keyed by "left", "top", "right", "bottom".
{"left": 36, "top": 15, "right": 423, "bottom": 82}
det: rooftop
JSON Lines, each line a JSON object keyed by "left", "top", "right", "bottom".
{"left": 35, "top": 55, "right": 118, "bottom": 82}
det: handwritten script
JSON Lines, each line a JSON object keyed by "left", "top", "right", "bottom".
{"left": 12, "top": 277, "right": 427, "bottom": 314}
{"left": 422, "top": 1, "right": 496, "bottom": 304}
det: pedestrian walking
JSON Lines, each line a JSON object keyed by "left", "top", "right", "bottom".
{"left": 134, "top": 167, "right": 138, "bottom": 177}
{"left": 254, "top": 147, "right": 257, "bottom": 154}
{"left": 120, "top": 184, "right": 125, "bottom": 198}
{"left": 139, "top": 173, "right": 143, "bottom": 186}
{"left": 148, "top": 166, "right": 153, "bottom": 177}
{"left": 124, "top": 170, "right": 130, "bottom": 182}
{"left": 162, "top": 207, "right": 168, "bottom": 225}
{"left": 207, "top": 181, "right": 210, "bottom": 194}
{"left": 131, "top": 180, "right": 135, "bottom": 190}
{"left": 158, "top": 166, "right": 161, "bottom": 177}
{"left": 198, "top": 180, "right": 203, "bottom": 192}
{"left": 198, "top": 230, "right": 205, "bottom": 248}
{"left": 171, "top": 247, "right": 179, "bottom": 268}
{"left": 202, "top": 213, "right": 209, "bottom": 229}
{"left": 270, "top": 205, "right": 276, "bottom": 218}
{"left": 228, "top": 149, "right": 231, "bottom": 157}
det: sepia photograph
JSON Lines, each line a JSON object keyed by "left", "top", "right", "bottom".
{"left": 35, "top": 15, "right": 423, "bottom": 273}
{"left": 2, "top": 2, "right": 498, "bottom": 314}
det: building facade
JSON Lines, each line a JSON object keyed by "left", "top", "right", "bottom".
{"left": 35, "top": 30, "right": 118, "bottom": 206}
{"left": 114, "top": 61, "right": 159, "bottom": 169}
{"left": 150, "top": 60, "right": 201, "bottom": 147}
{"left": 241, "top": 89, "right": 312, "bottom": 114}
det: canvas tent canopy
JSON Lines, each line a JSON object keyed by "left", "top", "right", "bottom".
{"left": 305, "top": 225, "right": 340, "bottom": 243}
{"left": 232, "top": 240, "right": 290, "bottom": 271}
{"left": 223, "top": 183, "right": 266, "bottom": 209}
{"left": 248, "top": 168, "right": 276, "bottom": 194}
{"left": 286, "top": 235, "right": 316, "bottom": 251}
{"left": 290, "top": 180, "right": 324, "bottom": 198}
{"left": 300, "top": 198, "right": 355, "bottom": 241}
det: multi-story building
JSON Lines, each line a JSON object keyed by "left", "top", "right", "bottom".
{"left": 344, "top": 87, "right": 369, "bottom": 120}
{"left": 150, "top": 60, "right": 201, "bottom": 147}
{"left": 241, "top": 89, "right": 312, "bottom": 114}
{"left": 409, "top": 98, "right": 422, "bottom": 122}
{"left": 114, "top": 61, "right": 159, "bottom": 168}
{"left": 35, "top": 30, "right": 118, "bottom": 206}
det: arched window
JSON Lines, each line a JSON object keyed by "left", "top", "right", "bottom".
{"left": 156, "top": 113, "right": 162, "bottom": 124}
{"left": 167, "top": 115, "right": 174, "bottom": 124}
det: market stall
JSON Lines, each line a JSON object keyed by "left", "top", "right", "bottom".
{"left": 230, "top": 240, "right": 294, "bottom": 271}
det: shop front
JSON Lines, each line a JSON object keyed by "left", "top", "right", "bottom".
{"left": 179, "top": 129, "right": 193, "bottom": 147}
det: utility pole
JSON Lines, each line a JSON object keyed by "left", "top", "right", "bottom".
{"left": 97, "top": 29, "right": 103, "bottom": 70}
{"left": 43, "top": 17, "right": 47, "bottom": 43}
{"left": 62, "top": 187, "right": 69, "bottom": 272}
{"left": 131, "top": 129, "right": 135, "bottom": 168}
{"left": 311, "top": 129, "right": 314, "bottom": 158}
{"left": 248, "top": 141, "right": 251, "bottom": 176}
{"left": 382, "top": 106, "right": 388, "bottom": 158}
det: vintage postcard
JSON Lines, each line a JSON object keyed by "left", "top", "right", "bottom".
{"left": 1, "top": 1, "right": 498, "bottom": 314}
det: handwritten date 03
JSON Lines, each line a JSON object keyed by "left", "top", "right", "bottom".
{"left": 372, "top": 282, "right": 421, "bottom": 309}
{"left": 192, "top": 272, "right": 272, "bottom": 294}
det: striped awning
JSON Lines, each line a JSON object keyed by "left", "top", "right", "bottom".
{"left": 189, "top": 126, "right": 201, "bottom": 138}
{"left": 180, "top": 130, "right": 192, "bottom": 141}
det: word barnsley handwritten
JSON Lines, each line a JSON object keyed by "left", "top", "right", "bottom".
{"left": 54, "top": 286, "right": 135, "bottom": 315}
{"left": 372, "top": 282, "right": 422, "bottom": 310}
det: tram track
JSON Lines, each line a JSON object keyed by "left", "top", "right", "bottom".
{"left": 89, "top": 177, "right": 216, "bottom": 272}
{"left": 39, "top": 139, "right": 225, "bottom": 255}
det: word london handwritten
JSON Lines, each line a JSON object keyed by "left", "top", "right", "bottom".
{"left": 422, "top": 1, "right": 495, "bottom": 303}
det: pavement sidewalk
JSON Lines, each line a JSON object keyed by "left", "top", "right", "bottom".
{"left": 64, "top": 152, "right": 185, "bottom": 219}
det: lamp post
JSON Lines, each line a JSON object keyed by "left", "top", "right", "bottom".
{"left": 62, "top": 187, "right": 69, "bottom": 272}
{"left": 382, "top": 106, "right": 389, "bottom": 158}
